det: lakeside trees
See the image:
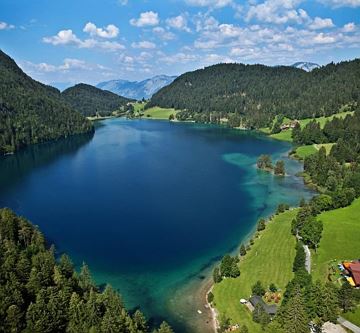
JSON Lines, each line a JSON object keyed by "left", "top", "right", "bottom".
{"left": 0, "top": 208, "right": 170, "bottom": 333}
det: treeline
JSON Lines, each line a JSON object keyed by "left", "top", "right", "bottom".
{"left": 148, "top": 59, "right": 360, "bottom": 128}
{"left": 0, "top": 208, "right": 173, "bottom": 333}
{"left": 295, "top": 109, "right": 360, "bottom": 206}
{"left": 0, "top": 50, "right": 93, "bottom": 154}
{"left": 62, "top": 84, "right": 133, "bottom": 117}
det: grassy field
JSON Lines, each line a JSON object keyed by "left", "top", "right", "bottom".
{"left": 143, "top": 106, "right": 178, "bottom": 119}
{"left": 132, "top": 101, "right": 146, "bottom": 113}
{"left": 312, "top": 198, "right": 360, "bottom": 282}
{"left": 267, "top": 111, "right": 354, "bottom": 142}
{"left": 293, "top": 143, "right": 335, "bottom": 160}
{"left": 294, "top": 145, "right": 318, "bottom": 159}
{"left": 342, "top": 306, "right": 360, "bottom": 327}
{"left": 213, "top": 209, "right": 298, "bottom": 332}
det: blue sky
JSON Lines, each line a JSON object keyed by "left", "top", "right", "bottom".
{"left": 1, "top": 0, "right": 359, "bottom": 86}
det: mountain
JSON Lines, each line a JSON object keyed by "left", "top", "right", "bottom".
{"left": 0, "top": 50, "right": 93, "bottom": 154}
{"left": 148, "top": 59, "right": 360, "bottom": 128}
{"left": 291, "top": 62, "right": 321, "bottom": 72}
{"left": 62, "top": 83, "right": 133, "bottom": 117}
{"left": 97, "top": 75, "right": 177, "bottom": 100}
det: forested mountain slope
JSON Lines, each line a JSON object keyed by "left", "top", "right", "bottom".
{"left": 0, "top": 50, "right": 93, "bottom": 154}
{"left": 148, "top": 60, "right": 360, "bottom": 128}
{"left": 62, "top": 83, "right": 132, "bottom": 117}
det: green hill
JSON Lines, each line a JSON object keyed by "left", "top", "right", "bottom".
{"left": 148, "top": 59, "right": 360, "bottom": 128}
{"left": 62, "top": 83, "right": 132, "bottom": 117}
{"left": 0, "top": 50, "right": 93, "bottom": 154}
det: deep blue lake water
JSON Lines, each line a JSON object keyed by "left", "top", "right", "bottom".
{"left": 0, "top": 119, "right": 313, "bottom": 332}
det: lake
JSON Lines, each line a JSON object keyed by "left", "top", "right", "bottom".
{"left": 0, "top": 119, "right": 313, "bottom": 332}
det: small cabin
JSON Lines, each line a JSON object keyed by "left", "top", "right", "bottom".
{"left": 249, "top": 295, "right": 277, "bottom": 316}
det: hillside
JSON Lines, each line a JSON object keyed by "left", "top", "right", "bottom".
{"left": 0, "top": 50, "right": 93, "bottom": 154}
{"left": 97, "top": 75, "right": 177, "bottom": 100}
{"left": 148, "top": 59, "right": 360, "bottom": 128}
{"left": 62, "top": 83, "right": 132, "bottom": 117}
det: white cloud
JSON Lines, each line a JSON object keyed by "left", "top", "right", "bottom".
{"left": 119, "top": 0, "right": 128, "bottom": 5}
{"left": 43, "top": 29, "right": 125, "bottom": 51}
{"left": 246, "top": 0, "right": 309, "bottom": 25}
{"left": 166, "top": 15, "right": 191, "bottom": 32}
{"left": 153, "top": 27, "right": 175, "bottom": 40}
{"left": 43, "top": 29, "right": 81, "bottom": 45}
{"left": 130, "top": 11, "right": 159, "bottom": 27}
{"left": 312, "top": 32, "right": 337, "bottom": 44}
{"left": 160, "top": 52, "right": 198, "bottom": 64}
{"left": 317, "top": 0, "right": 360, "bottom": 7}
{"left": 0, "top": 21, "right": 15, "bottom": 30}
{"left": 83, "top": 22, "right": 119, "bottom": 38}
{"left": 343, "top": 22, "right": 356, "bottom": 32}
{"left": 185, "top": 0, "right": 233, "bottom": 8}
{"left": 308, "top": 17, "right": 335, "bottom": 30}
{"left": 131, "top": 41, "right": 156, "bottom": 49}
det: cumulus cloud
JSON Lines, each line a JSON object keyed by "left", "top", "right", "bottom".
{"left": 308, "top": 17, "right": 335, "bottom": 30}
{"left": 185, "top": 0, "right": 233, "bottom": 8}
{"left": 159, "top": 52, "right": 198, "bottom": 64}
{"left": 166, "top": 15, "right": 191, "bottom": 32}
{"left": 130, "top": 11, "right": 159, "bottom": 27}
{"left": 43, "top": 29, "right": 125, "bottom": 51}
{"left": 343, "top": 22, "right": 356, "bottom": 32}
{"left": 316, "top": 0, "right": 360, "bottom": 7}
{"left": 0, "top": 21, "right": 15, "bottom": 30}
{"left": 83, "top": 22, "right": 119, "bottom": 38}
{"left": 153, "top": 27, "right": 175, "bottom": 40}
{"left": 246, "top": 0, "right": 309, "bottom": 25}
{"left": 312, "top": 32, "right": 337, "bottom": 44}
{"left": 131, "top": 41, "right": 156, "bottom": 49}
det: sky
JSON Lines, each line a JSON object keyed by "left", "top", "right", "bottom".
{"left": 1, "top": 0, "right": 360, "bottom": 87}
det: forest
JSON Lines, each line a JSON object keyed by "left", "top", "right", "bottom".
{"left": 0, "top": 50, "right": 93, "bottom": 154}
{"left": 148, "top": 59, "right": 360, "bottom": 128}
{"left": 62, "top": 84, "right": 133, "bottom": 117}
{"left": 0, "top": 208, "right": 173, "bottom": 333}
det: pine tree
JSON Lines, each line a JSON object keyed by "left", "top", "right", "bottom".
{"left": 240, "top": 244, "right": 247, "bottom": 256}
{"left": 156, "top": 321, "right": 174, "bottom": 333}
{"left": 281, "top": 285, "right": 309, "bottom": 333}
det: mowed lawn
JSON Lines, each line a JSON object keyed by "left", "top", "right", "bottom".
{"left": 213, "top": 209, "right": 298, "bottom": 332}
{"left": 269, "top": 111, "right": 354, "bottom": 142}
{"left": 342, "top": 306, "right": 360, "bottom": 327}
{"left": 143, "top": 107, "right": 178, "bottom": 119}
{"left": 312, "top": 198, "right": 360, "bottom": 282}
{"left": 294, "top": 143, "right": 335, "bottom": 159}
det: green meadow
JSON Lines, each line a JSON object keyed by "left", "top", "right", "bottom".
{"left": 312, "top": 198, "right": 360, "bottom": 282}
{"left": 213, "top": 210, "right": 298, "bottom": 332}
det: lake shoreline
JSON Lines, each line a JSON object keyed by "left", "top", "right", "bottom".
{"left": 199, "top": 144, "right": 314, "bottom": 333}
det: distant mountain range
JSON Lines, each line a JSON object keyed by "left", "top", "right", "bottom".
{"left": 291, "top": 62, "right": 321, "bottom": 72}
{"left": 96, "top": 75, "right": 177, "bottom": 100}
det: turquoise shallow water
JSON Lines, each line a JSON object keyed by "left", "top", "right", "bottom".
{"left": 0, "top": 119, "right": 313, "bottom": 331}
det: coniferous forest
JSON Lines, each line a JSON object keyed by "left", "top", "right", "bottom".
{"left": 62, "top": 84, "right": 133, "bottom": 117}
{"left": 0, "top": 50, "right": 94, "bottom": 154}
{"left": 148, "top": 60, "right": 360, "bottom": 128}
{"left": 0, "top": 208, "right": 173, "bottom": 333}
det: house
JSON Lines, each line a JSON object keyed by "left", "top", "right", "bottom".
{"left": 249, "top": 295, "right": 277, "bottom": 316}
{"left": 280, "top": 120, "right": 300, "bottom": 131}
{"left": 346, "top": 261, "right": 360, "bottom": 287}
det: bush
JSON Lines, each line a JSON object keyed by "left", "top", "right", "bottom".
{"left": 207, "top": 292, "right": 214, "bottom": 303}
{"left": 252, "top": 280, "right": 266, "bottom": 296}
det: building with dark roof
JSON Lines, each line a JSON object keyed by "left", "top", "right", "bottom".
{"left": 249, "top": 295, "right": 277, "bottom": 316}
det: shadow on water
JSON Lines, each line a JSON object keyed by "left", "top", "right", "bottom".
{"left": 0, "top": 132, "right": 94, "bottom": 201}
